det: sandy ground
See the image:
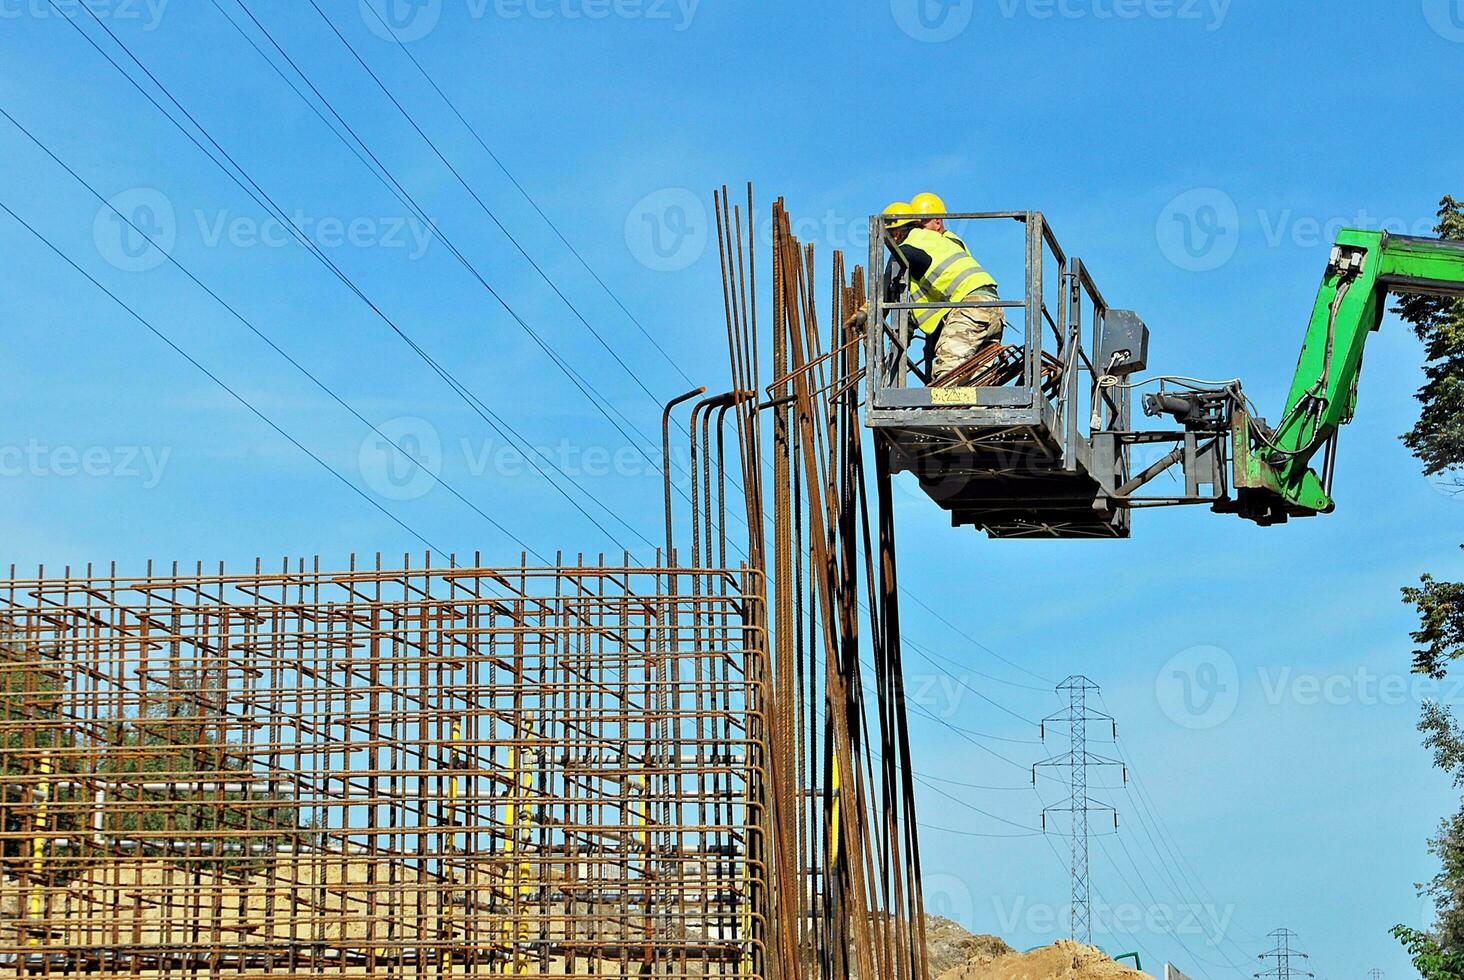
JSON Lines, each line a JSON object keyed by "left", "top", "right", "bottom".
{"left": 936, "top": 936, "right": 1150, "bottom": 980}
{"left": 2, "top": 859, "right": 741, "bottom": 976}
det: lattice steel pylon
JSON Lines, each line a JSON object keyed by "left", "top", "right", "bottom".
{"left": 1256, "top": 928, "right": 1315, "bottom": 980}
{"left": 1034, "top": 676, "right": 1125, "bottom": 944}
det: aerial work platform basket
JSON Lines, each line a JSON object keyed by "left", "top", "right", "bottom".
{"left": 866, "top": 212, "right": 1211, "bottom": 539}
{"left": 866, "top": 214, "right": 1464, "bottom": 537}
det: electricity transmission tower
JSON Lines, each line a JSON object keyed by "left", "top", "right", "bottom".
{"left": 1368, "top": 970, "right": 1384, "bottom": 980}
{"left": 1035, "top": 676, "right": 1125, "bottom": 944}
{"left": 1255, "top": 928, "right": 1314, "bottom": 980}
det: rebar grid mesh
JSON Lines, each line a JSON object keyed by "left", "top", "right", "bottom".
{"left": 0, "top": 558, "right": 770, "bottom": 979}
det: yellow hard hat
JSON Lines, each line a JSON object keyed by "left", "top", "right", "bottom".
{"left": 911, "top": 192, "right": 948, "bottom": 216}
{"left": 882, "top": 201, "right": 918, "bottom": 229}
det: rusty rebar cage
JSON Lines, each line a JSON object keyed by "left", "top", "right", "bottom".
{"left": 0, "top": 558, "right": 770, "bottom": 979}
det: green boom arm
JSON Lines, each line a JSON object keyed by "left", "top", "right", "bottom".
{"left": 1231, "top": 229, "right": 1464, "bottom": 523}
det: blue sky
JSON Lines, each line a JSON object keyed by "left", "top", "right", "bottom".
{"left": 3, "top": 1, "right": 1464, "bottom": 977}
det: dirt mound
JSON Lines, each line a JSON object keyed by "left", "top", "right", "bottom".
{"left": 937, "top": 938, "right": 1148, "bottom": 980}
{"left": 924, "top": 917, "right": 1015, "bottom": 977}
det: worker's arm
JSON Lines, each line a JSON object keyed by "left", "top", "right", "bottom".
{"left": 883, "top": 243, "right": 933, "bottom": 303}
{"left": 897, "top": 243, "right": 933, "bottom": 281}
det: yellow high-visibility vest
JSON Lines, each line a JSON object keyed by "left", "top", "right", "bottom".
{"left": 904, "top": 227, "right": 997, "bottom": 335}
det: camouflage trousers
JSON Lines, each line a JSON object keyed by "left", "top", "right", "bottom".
{"left": 932, "top": 303, "right": 1005, "bottom": 381}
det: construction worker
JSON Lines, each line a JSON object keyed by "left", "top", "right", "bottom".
{"left": 882, "top": 200, "right": 919, "bottom": 234}
{"left": 888, "top": 195, "right": 1004, "bottom": 381}
{"left": 839, "top": 204, "right": 918, "bottom": 336}
{"left": 911, "top": 191, "right": 963, "bottom": 246}
{"left": 881, "top": 201, "right": 920, "bottom": 289}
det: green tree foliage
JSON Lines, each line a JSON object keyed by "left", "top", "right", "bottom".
{"left": 3, "top": 636, "right": 303, "bottom": 875}
{"left": 1400, "top": 196, "right": 1464, "bottom": 478}
{"left": 1, "top": 631, "right": 76, "bottom": 861}
{"left": 1398, "top": 195, "right": 1464, "bottom": 979}
{"left": 1400, "top": 197, "right": 1464, "bottom": 682}
{"left": 1405, "top": 575, "right": 1464, "bottom": 679}
{"left": 94, "top": 688, "right": 302, "bottom": 849}
{"left": 1394, "top": 925, "right": 1464, "bottom": 980}
{"left": 1417, "top": 702, "right": 1464, "bottom": 953}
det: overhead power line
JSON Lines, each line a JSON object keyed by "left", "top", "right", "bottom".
{"left": 300, "top": 0, "right": 665, "bottom": 410}
{"left": 235, "top": 0, "right": 1065, "bottom": 705}
{"left": 0, "top": 198, "right": 448, "bottom": 560}
{"left": 50, "top": 0, "right": 1063, "bottom": 730}
{"left": 1094, "top": 832, "right": 1241, "bottom": 975}
{"left": 899, "top": 587, "right": 1056, "bottom": 686}
{"left": 49, "top": 0, "right": 657, "bottom": 552}
{"left": 1034, "top": 816, "right": 1161, "bottom": 968}
{"left": 218, "top": 0, "right": 666, "bottom": 461}
{"left": 1096, "top": 691, "right": 1268, "bottom": 948}
{"left": 0, "top": 105, "right": 562, "bottom": 562}
{"left": 354, "top": 0, "right": 695, "bottom": 388}
{"left": 232, "top": 0, "right": 666, "bottom": 454}
{"left": 303, "top": 0, "right": 1063, "bottom": 701}
{"left": 919, "top": 822, "right": 1043, "bottom": 840}
{"left": 1108, "top": 746, "right": 1261, "bottom": 967}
